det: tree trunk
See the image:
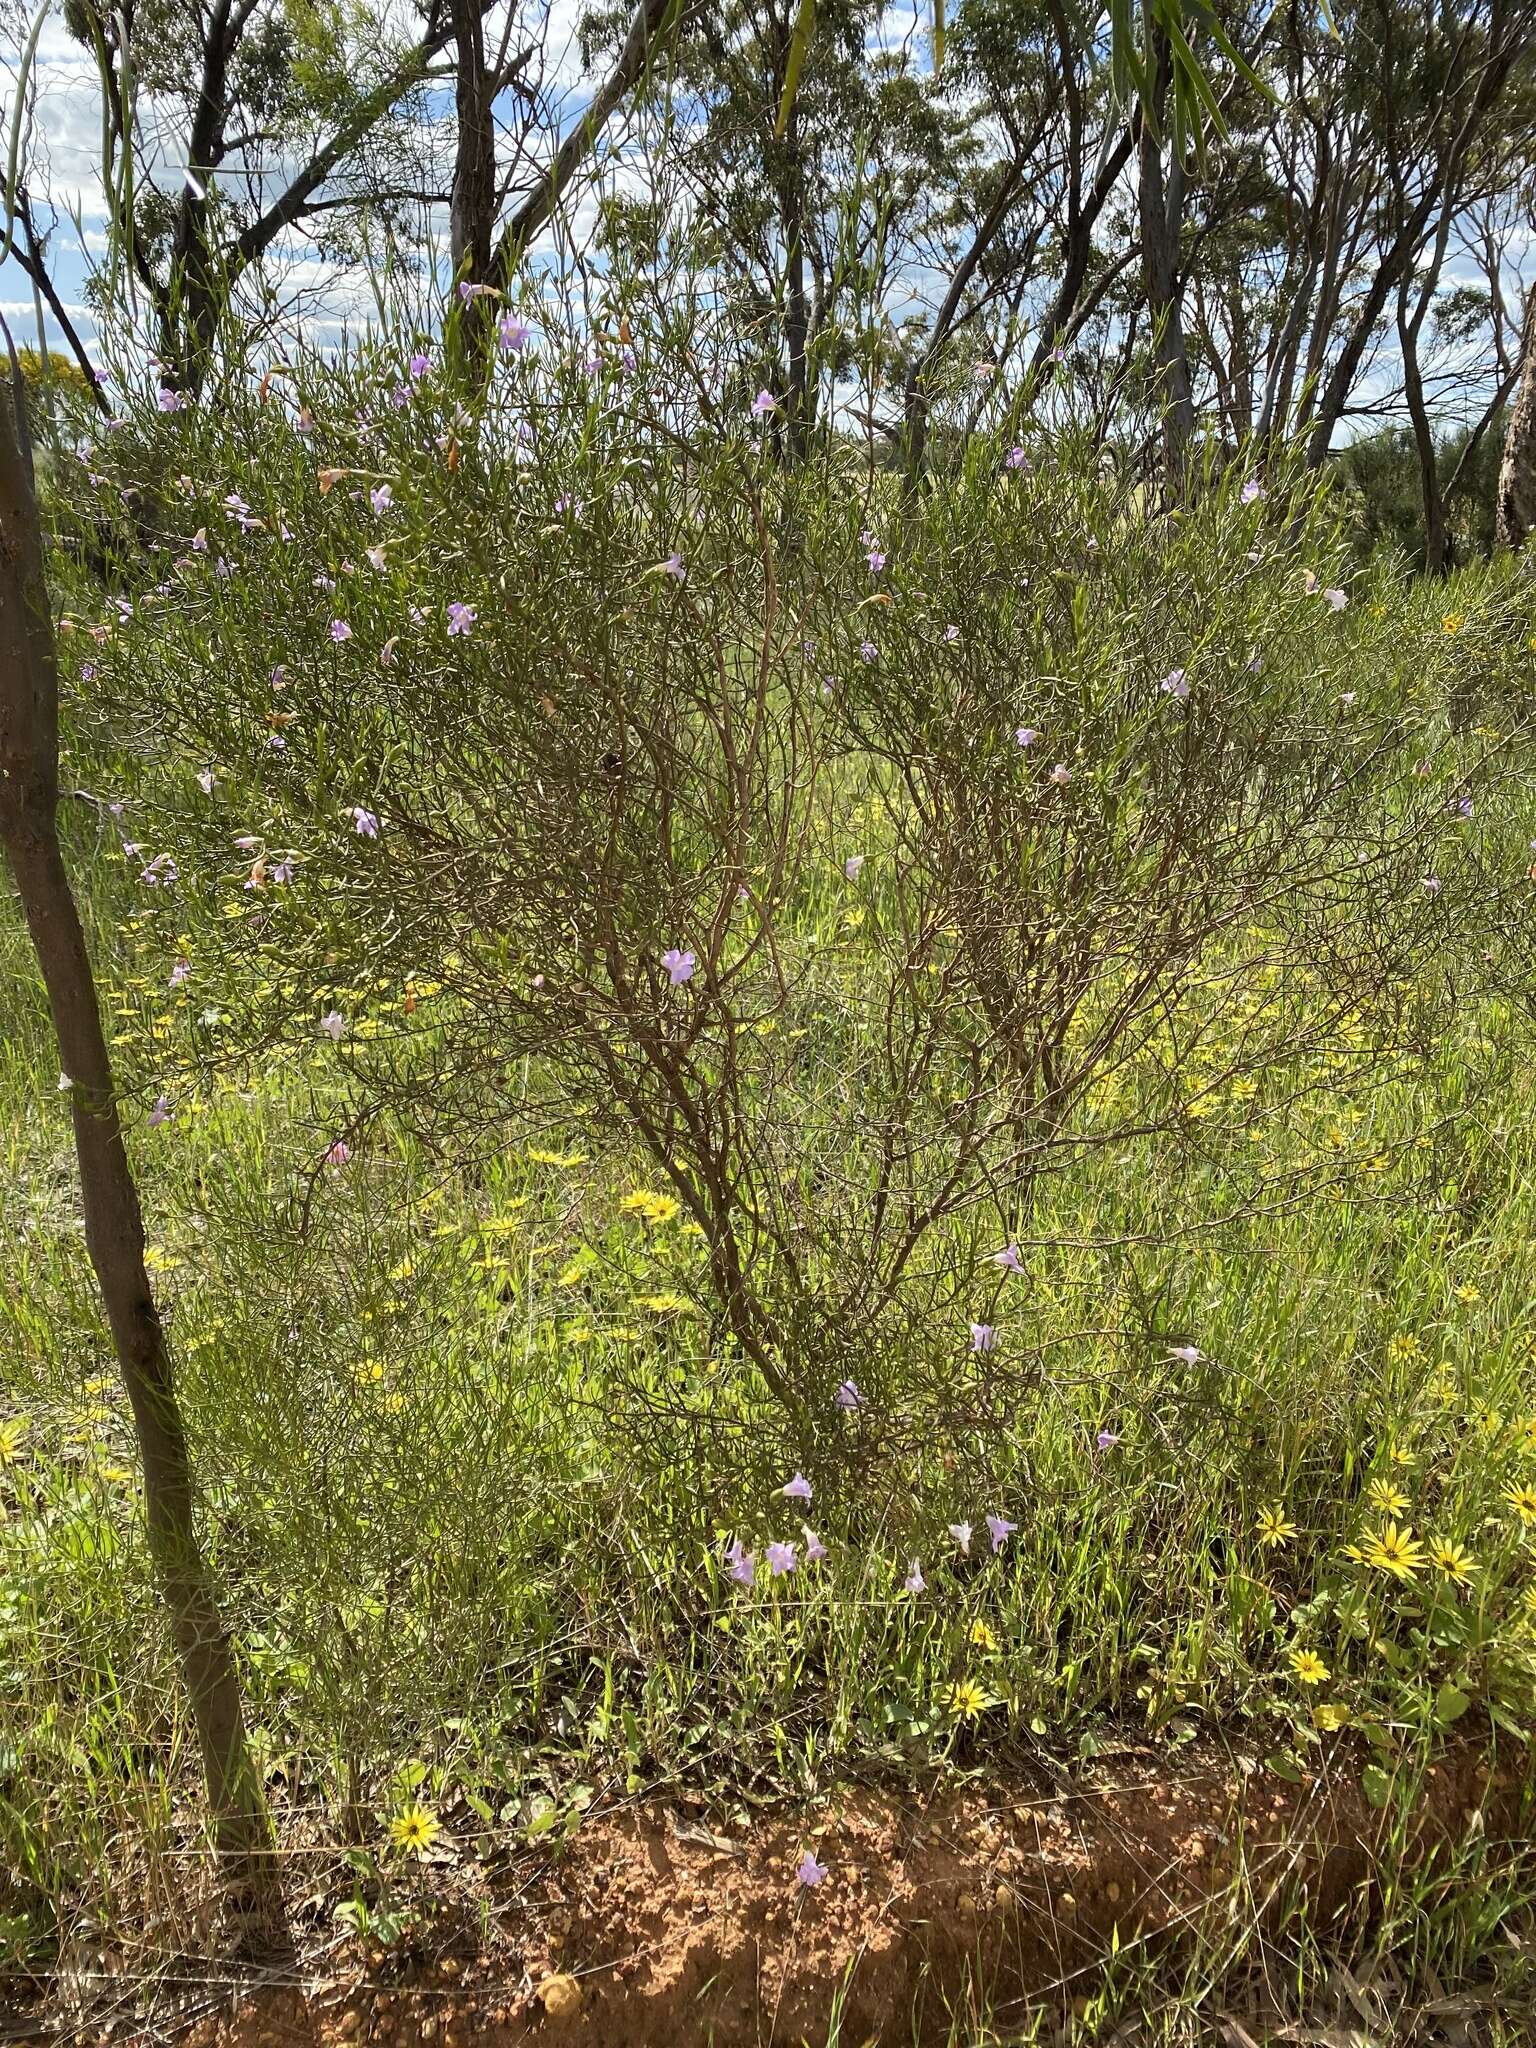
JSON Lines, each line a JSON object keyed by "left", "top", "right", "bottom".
{"left": 449, "top": 0, "right": 498, "bottom": 366}
{"left": 1137, "top": 90, "right": 1197, "bottom": 485}
{"left": 1496, "top": 285, "right": 1536, "bottom": 552}
{"left": 0, "top": 359, "right": 277, "bottom": 1911}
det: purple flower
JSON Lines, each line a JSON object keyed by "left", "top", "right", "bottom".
{"left": 866, "top": 548, "right": 886, "bottom": 574}
{"left": 409, "top": 351, "right": 431, "bottom": 381}
{"left": 330, "top": 618, "right": 353, "bottom": 643}
{"left": 1005, "top": 445, "right": 1027, "bottom": 470}
{"left": 780, "top": 1472, "right": 813, "bottom": 1503}
{"left": 835, "top": 1377, "right": 864, "bottom": 1411}
{"left": 969, "top": 1322, "right": 997, "bottom": 1353}
{"left": 147, "top": 1095, "right": 171, "bottom": 1127}
{"left": 169, "top": 959, "right": 191, "bottom": 989}
{"left": 1049, "top": 763, "right": 1073, "bottom": 785}
{"left": 844, "top": 854, "right": 865, "bottom": 880}
{"left": 1014, "top": 727, "right": 1038, "bottom": 748}
{"left": 370, "top": 483, "right": 393, "bottom": 515}
{"left": 903, "top": 1560, "right": 925, "bottom": 1594}
{"left": 796, "top": 1851, "right": 827, "bottom": 1887}
{"left": 1160, "top": 669, "right": 1189, "bottom": 700}
{"left": 766, "top": 1540, "right": 798, "bottom": 1577}
{"left": 985, "top": 1513, "right": 1017, "bottom": 1553}
{"left": 270, "top": 859, "right": 295, "bottom": 885}
{"left": 726, "top": 1537, "right": 756, "bottom": 1587}
{"left": 349, "top": 806, "right": 380, "bottom": 837}
{"left": 1422, "top": 875, "right": 1441, "bottom": 895}
{"left": 1451, "top": 795, "right": 1473, "bottom": 820}
{"left": 661, "top": 552, "right": 686, "bottom": 580}
{"left": 944, "top": 625, "right": 960, "bottom": 643}
{"left": 196, "top": 769, "right": 215, "bottom": 794}
{"left": 1324, "top": 587, "right": 1347, "bottom": 611}
{"left": 157, "top": 387, "right": 185, "bottom": 413}
{"left": 751, "top": 388, "right": 777, "bottom": 417}
{"left": 319, "top": 1010, "right": 347, "bottom": 1042}
{"left": 859, "top": 640, "right": 877, "bottom": 663}
{"left": 325, "top": 1140, "right": 352, "bottom": 1167}
{"left": 803, "top": 1528, "right": 827, "bottom": 1563}
{"left": 1096, "top": 1429, "right": 1121, "bottom": 1452}
{"left": 1168, "top": 1343, "right": 1203, "bottom": 1365}
{"left": 661, "top": 947, "right": 696, "bottom": 986}
{"left": 446, "top": 601, "right": 476, "bottom": 637}
{"left": 1240, "top": 477, "right": 1264, "bottom": 504}
{"left": 949, "top": 1521, "right": 972, "bottom": 1554}
{"left": 498, "top": 316, "right": 531, "bottom": 353}
{"left": 992, "top": 1243, "right": 1024, "bottom": 1274}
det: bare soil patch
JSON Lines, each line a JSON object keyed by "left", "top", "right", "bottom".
{"left": 23, "top": 1739, "right": 1528, "bottom": 2048}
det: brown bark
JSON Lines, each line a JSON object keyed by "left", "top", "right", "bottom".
{"left": 449, "top": 0, "right": 498, "bottom": 365}
{"left": 1136, "top": 73, "right": 1196, "bottom": 485}
{"left": 1496, "top": 285, "right": 1536, "bottom": 552}
{"left": 0, "top": 357, "right": 277, "bottom": 1908}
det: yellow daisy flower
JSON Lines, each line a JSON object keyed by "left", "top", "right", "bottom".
{"left": 1256, "top": 1506, "right": 1297, "bottom": 1548}
{"left": 1504, "top": 1484, "right": 1536, "bottom": 1527}
{"left": 1288, "top": 1648, "right": 1330, "bottom": 1686}
{"left": 1428, "top": 1540, "right": 1478, "bottom": 1584}
{"left": 388, "top": 1803, "right": 441, "bottom": 1857}
{"left": 947, "top": 1679, "right": 989, "bottom": 1722}
{"left": 1366, "top": 1478, "right": 1410, "bottom": 1517}
{"left": 1360, "top": 1521, "right": 1425, "bottom": 1581}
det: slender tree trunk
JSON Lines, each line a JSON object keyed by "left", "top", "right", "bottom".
{"left": 449, "top": 0, "right": 498, "bottom": 366}
{"left": 1137, "top": 86, "right": 1197, "bottom": 484}
{"left": 1496, "top": 285, "right": 1536, "bottom": 552}
{"left": 0, "top": 359, "right": 277, "bottom": 1911}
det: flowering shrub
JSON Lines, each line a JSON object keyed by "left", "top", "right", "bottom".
{"left": 50, "top": 319, "right": 1527, "bottom": 1447}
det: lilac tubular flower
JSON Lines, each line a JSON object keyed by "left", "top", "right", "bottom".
{"left": 780, "top": 1472, "right": 813, "bottom": 1503}
{"left": 1168, "top": 1344, "right": 1203, "bottom": 1365}
{"left": 903, "top": 1560, "right": 926, "bottom": 1594}
{"left": 766, "top": 1540, "right": 798, "bottom": 1577}
{"left": 661, "top": 947, "right": 696, "bottom": 986}
{"left": 867, "top": 548, "right": 886, "bottom": 573}
{"left": 1096, "top": 1429, "right": 1121, "bottom": 1452}
{"left": 796, "top": 1851, "right": 827, "bottom": 1887}
{"left": 1451, "top": 795, "right": 1473, "bottom": 821}
{"left": 498, "top": 316, "right": 531, "bottom": 353}
{"left": 844, "top": 854, "right": 866, "bottom": 880}
{"left": 1049, "top": 763, "right": 1073, "bottom": 785}
{"left": 1324, "top": 587, "right": 1347, "bottom": 611}
{"left": 409, "top": 351, "right": 431, "bottom": 380}
{"left": 1422, "top": 875, "right": 1442, "bottom": 895}
{"left": 349, "top": 806, "right": 380, "bottom": 837}
{"left": 986, "top": 1513, "right": 1018, "bottom": 1553}
{"left": 1014, "top": 727, "right": 1039, "bottom": 748}
{"left": 1240, "top": 477, "right": 1264, "bottom": 504}
{"left": 835, "top": 1377, "right": 864, "bottom": 1411}
{"left": 1005, "top": 445, "right": 1027, "bottom": 470}
{"left": 726, "top": 1537, "right": 756, "bottom": 1587}
{"left": 860, "top": 640, "right": 878, "bottom": 663}
{"left": 319, "top": 1010, "right": 347, "bottom": 1041}
{"left": 945, "top": 624, "right": 960, "bottom": 643}
{"left": 370, "top": 483, "right": 393, "bottom": 514}
{"left": 751, "top": 388, "right": 778, "bottom": 417}
{"left": 169, "top": 959, "right": 191, "bottom": 989}
{"left": 1160, "top": 669, "right": 1189, "bottom": 700}
{"left": 147, "top": 1095, "right": 171, "bottom": 1127}
{"left": 157, "top": 387, "right": 184, "bottom": 412}
{"left": 446, "top": 601, "right": 476, "bottom": 637}
{"left": 324, "top": 1140, "right": 351, "bottom": 1167}
{"left": 969, "top": 1322, "right": 997, "bottom": 1353}
{"left": 662, "top": 552, "right": 686, "bottom": 580}
{"left": 196, "top": 768, "right": 215, "bottom": 794}
{"left": 992, "top": 1243, "right": 1024, "bottom": 1275}
{"left": 949, "top": 1521, "right": 973, "bottom": 1555}
{"left": 330, "top": 618, "right": 353, "bottom": 643}
{"left": 803, "top": 1528, "right": 827, "bottom": 1563}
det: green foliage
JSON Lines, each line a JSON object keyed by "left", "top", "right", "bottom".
{"left": 5, "top": 314, "right": 1536, "bottom": 1996}
{"left": 1335, "top": 423, "right": 1505, "bottom": 570}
